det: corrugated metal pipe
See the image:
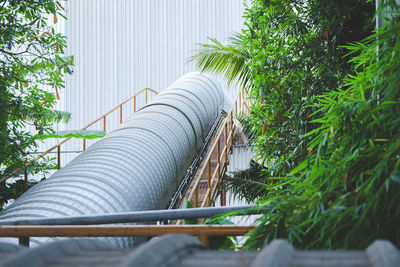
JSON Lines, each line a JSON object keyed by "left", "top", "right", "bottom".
{"left": 0, "top": 72, "right": 225, "bottom": 248}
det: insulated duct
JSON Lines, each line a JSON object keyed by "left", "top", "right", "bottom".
{"left": 0, "top": 72, "right": 225, "bottom": 248}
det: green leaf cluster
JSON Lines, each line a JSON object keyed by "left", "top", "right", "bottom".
{"left": 243, "top": 0, "right": 400, "bottom": 249}
{"left": 244, "top": 0, "right": 374, "bottom": 176}
{"left": 0, "top": 0, "right": 73, "bottom": 208}
{"left": 36, "top": 130, "right": 106, "bottom": 140}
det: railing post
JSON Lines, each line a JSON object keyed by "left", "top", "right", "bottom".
{"left": 245, "top": 89, "right": 249, "bottom": 115}
{"left": 18, "top": 237, "right": 30, "bottom": 247}
{"left": 198, "top": 234, "right": 209, "bottom": 247}
{"left": 221, "top": 188, "right": 226, "bottom": 206}
{"left": 24, "top": 168, "right": 28, "bottom": 191}
{"left": 194, "top": 188, "right": 198, "bottom": 208}
{"left": 230, "top": 112, "right": 233, "bottom": 151}
{"left": 120, "top": 104, "right": 123, "bottom": 124}
{"left": 103, "top": 116, "right": 106, "bottom": 131}
{"left": 57, "top": 146, "right": 61, "bottom": 170}
{"left": 83, "top": 139, "right": 86, "bottom": 151}
{"left": 217, "top": 140, "right": 221, "bottom": 186}
{"left": 134, "top": 95, "right": 136, "bottom": 112}
{"left": 224, "top": 122, "right": 228, "bottom": 165}
{"left": 239, "top": 91, "right": 242, "bottom": 114}
{"left": 207, "top": 159, "right": 211, "bottom": 206}
{"left": 145, "top": 88, "right": 148, "bottom": 104}
{"left": 235, "top": 100, "right": 238, "bottom": 114}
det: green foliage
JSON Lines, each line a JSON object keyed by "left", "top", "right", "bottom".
{"left": 192, "top": 0, "right": 400, "bottom": 250}
{"left": 181, "top": 198, "right": 198, "bottom": 225}
{"left": 224, "top": 160, "right": 269, "bottom": 202}
{"left": 0, "top": 156, "right": 55, "bottom": 209}
{"left": 243, "top": 0, "right": 374, "bottom": 176}
{"left": 190, "top": 34, "right": 252, "bottom": 89}
{"left": 204, "top": 217, "right": 237, "bottom": 250}
{"left": 0, "top": 0, "right": 73, "bottom": 207}
{"left": 180, "top": 198, "right": 237, "bottom": 249}
{"left": 244, "top": 1, "right": 400, "bottom": 249}
{"left": 0, "top": 179, "right": 40, "bottom": 210}
{"left": 36, "top": 130, "right": 106, "bottom": 140}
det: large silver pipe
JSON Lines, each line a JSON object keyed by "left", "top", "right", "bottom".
{"left": 0, "top": 72, "right": 225, "bottom": 247}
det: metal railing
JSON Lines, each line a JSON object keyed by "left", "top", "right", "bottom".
{"left": 168, "top": 113, "right": 223, "bottom": 209}
{"left": 0, "top": 205, "right": 264, "bottom": 247}
{"left": 0, "top": 205, "right": 265, "bottom": 226}
{"left": 185, "top": 88, "right": 251, "bottom": 210}
{"left": 187, "top": 111, "right": 234, "bottom": 208}
{"left": 0, "top": 88, "right": 158, "bottom": 188}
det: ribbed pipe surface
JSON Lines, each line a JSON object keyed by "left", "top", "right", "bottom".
{"left": 0, "top": 72, "right": 224, "bottom": 248}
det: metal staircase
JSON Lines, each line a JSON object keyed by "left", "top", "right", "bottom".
{"left": 176, "top": 87, "right": 251, "bottom": 211}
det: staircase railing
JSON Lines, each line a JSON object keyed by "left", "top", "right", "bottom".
{"left": 0, "top": 88, "right": 158, "bottom": 188}
{"left": 186, "top": 87, "right": 251, "bottom": 209}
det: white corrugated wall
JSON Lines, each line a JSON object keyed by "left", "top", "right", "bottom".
{"left": 51, "top": 0, "right": 246, "bottom": 165}
{"left": 64, "top": 0, "right": 245, "bottom": 127}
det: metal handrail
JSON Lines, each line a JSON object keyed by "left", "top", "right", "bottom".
{"left": 0, "top": 88, "right": 158, "bottom": 185}
{"left": 168, "top": 113, "right": 224, "bottom": 209}
{"left": 0, "top": 205, "right": 266, "bottom": 226}
{"left": 186, "top": 87, "right": 250, "bottom": 209}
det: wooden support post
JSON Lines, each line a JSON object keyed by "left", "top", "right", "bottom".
{"left": 18, "top": 237, "right": 30, "bottom": 247}
{"left": 235, "top": 100, "right": 237, "bottom": 114}
{"left": 103, "top": 116, "right": 106, "bottom": 131}
{"left": 207, "top": 159, "right": 211, "bottom": 206}
{"left": 198, "top": 234, "right": 209, "bottom": 247}
{"left": 0, "top": 225, "right": 255, "bottom": 238}
{"left": 230, "top": 112, "right": 233, "bottom": 132}
{"left": 239, "top": 91, "right": 242, "bottom": 114}
{"left": 230, "top": 112, "right": 233, "bottom": 150}
{"left": 224, "top": 122, "right": 227, "bottom": 147}
{"left": 83, "top": 139, "right": 86, "bottom": 151}
{"left": 224, "top": 123, "right": 228, "bottom": 165}
{"left": 221, "top": 188, "right": 227, "bottom": 206}
{"left": 120, "top": 104, "right": 123, "bottom": 124}
{"left": 57, "top": 146, "right": 61, "bottom": 170}
{"left": 145, "top": 88, "right": 148, "bottom": 104}
{"left": 217, "top": 141, "right": 221, "bottom": 185}
{"left": 24, "top": 169, "right": 28, "bottom": 191}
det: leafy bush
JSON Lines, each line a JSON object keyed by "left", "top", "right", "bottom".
{"left": 245, "top": 0, "right": 400, "bottom": 249}
{"left": 0, "top": 0, "right": 73, "bottom": 208}
{"left": 243, "top": 0, "right": 374, "bottom": 176}
{"left": 192, "top": 0, "right": 400, "bottom": 249}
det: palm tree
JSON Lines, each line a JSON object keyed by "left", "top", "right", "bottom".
{"left": 189, "top": 34, "right": 252, "bottom": 90}
{"left": 191, "top": 37, "right": 268, "bottom": 202}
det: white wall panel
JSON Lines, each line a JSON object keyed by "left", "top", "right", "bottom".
{"left": 64, "top": 0, "right": 245, "bottom": 129}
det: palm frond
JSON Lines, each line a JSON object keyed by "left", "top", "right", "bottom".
{"left": 26, "top": 109, "right": 71, "bottom": 124}
{"left": 190, "top": 34, "right": 251, "bottom": 89}
{"left": 44, "top": 109, "right": 71, "bottom": 124}
{"left": 224, "top": 160, "right": 268, "bottom": 202}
